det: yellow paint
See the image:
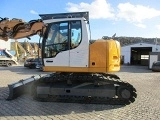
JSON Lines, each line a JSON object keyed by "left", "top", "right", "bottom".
{"left": 43, "top": 66, "right": 106, "bottom": 72}
{"left": 89, "top": 39, "right": 120, "bottom": 72}
{"left": 106, "top": 39, "right": 121, "bottom": 72}
{"left": 89, "top": 40, "right": 107, "bottom": 68}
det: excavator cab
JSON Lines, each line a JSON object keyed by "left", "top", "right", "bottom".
{"left": 40, "top": 12, "right": 90, "bottom": 71}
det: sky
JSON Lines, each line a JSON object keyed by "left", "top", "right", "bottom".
{"left": 1, "top": 0, "right": 160, "bottom": 42}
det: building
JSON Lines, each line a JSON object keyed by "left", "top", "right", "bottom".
{"left": 0, "top": 39, "right": 11, "bottom": 50}
{"left": 121, "top": 42, "right": 160, "bottom": 66}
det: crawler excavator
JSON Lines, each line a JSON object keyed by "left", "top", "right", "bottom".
{"left": 0, "top": 12, "right": 137, "bottom": 105}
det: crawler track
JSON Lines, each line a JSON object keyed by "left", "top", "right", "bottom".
{"left": 33, "top": 73, "right": 137, "bottom": 105}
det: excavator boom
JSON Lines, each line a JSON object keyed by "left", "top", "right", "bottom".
{"left": 0, "top": 17, "right": 44, "bottom": 41}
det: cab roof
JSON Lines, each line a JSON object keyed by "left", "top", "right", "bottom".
{"left": 39, "top": 12, "right": 89, "bottom": 21}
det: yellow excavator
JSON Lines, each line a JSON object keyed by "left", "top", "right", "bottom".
{"left": 0, "top": 12, "right": 137, "bottom": 105}
{"left": 14, "top": 40, "right": 27, "bottom": 60}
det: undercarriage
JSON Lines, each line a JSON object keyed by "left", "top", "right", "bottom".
{"left": 7, "top": 72, "right": 137, "bottom": 105}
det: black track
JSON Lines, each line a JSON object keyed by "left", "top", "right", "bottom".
{"left": 33, "top": 73, "right": 137, "bottom": 105}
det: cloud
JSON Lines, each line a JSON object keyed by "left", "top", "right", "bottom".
{"left": 156, "top": 25, "right": 160, "bottom": 30}
{"left": 117, "top": 2, "right": 160, "bottom": 23}
{"left": 65, "top": 1, "right": 160, "bottom": 29}
{"left": 30, "top": 10, "right": 38, "bottom": 15}
{"left": 134, "top": 23, "right": 146, "bottom": 28}
{"left": 66, "top": 0, "right": 115, "bottom": 19}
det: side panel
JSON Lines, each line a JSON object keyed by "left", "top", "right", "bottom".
{"left": 89, "top": 39, "right": 120, "bottom": 72}
{"left": 44, "top": 51, "right": 69, "bottom": 66}
{"left": 89, "top": 40, "right": 107, "bottom": 68}
{"left": 70, "top": 49, "right": 88, "bottom": 67}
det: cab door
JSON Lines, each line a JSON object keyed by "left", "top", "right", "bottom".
{"left": 43, "top": 22, "right": 70, "bottom": 67}
{"left": 69, "top": 20, "right": 89, "bottom": 67}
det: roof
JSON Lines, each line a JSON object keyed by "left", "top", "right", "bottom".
{"left": 39, "top": 12, "right": 89, "bottom": 21}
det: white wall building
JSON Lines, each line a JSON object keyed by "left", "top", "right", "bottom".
{"left": 121, "top": 42, "right": 160, "bottom": 65}
{"left": 0, "top": 39, "right": 11, "bottom": 50}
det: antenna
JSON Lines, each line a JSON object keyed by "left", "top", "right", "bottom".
{"left": 112, "top": 33, "right": 116, "bottom": 38}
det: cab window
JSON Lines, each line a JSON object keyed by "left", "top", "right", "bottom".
{"left": 70, "top": 21, "right": 82, "bottom": 49}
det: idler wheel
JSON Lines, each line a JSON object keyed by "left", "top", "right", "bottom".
{"left": 117, "top": 86, "right": 131, "bottom": 99}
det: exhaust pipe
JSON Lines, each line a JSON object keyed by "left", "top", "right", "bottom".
{"left": 7, "top": 75, "right": 41, "bottom": 100}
